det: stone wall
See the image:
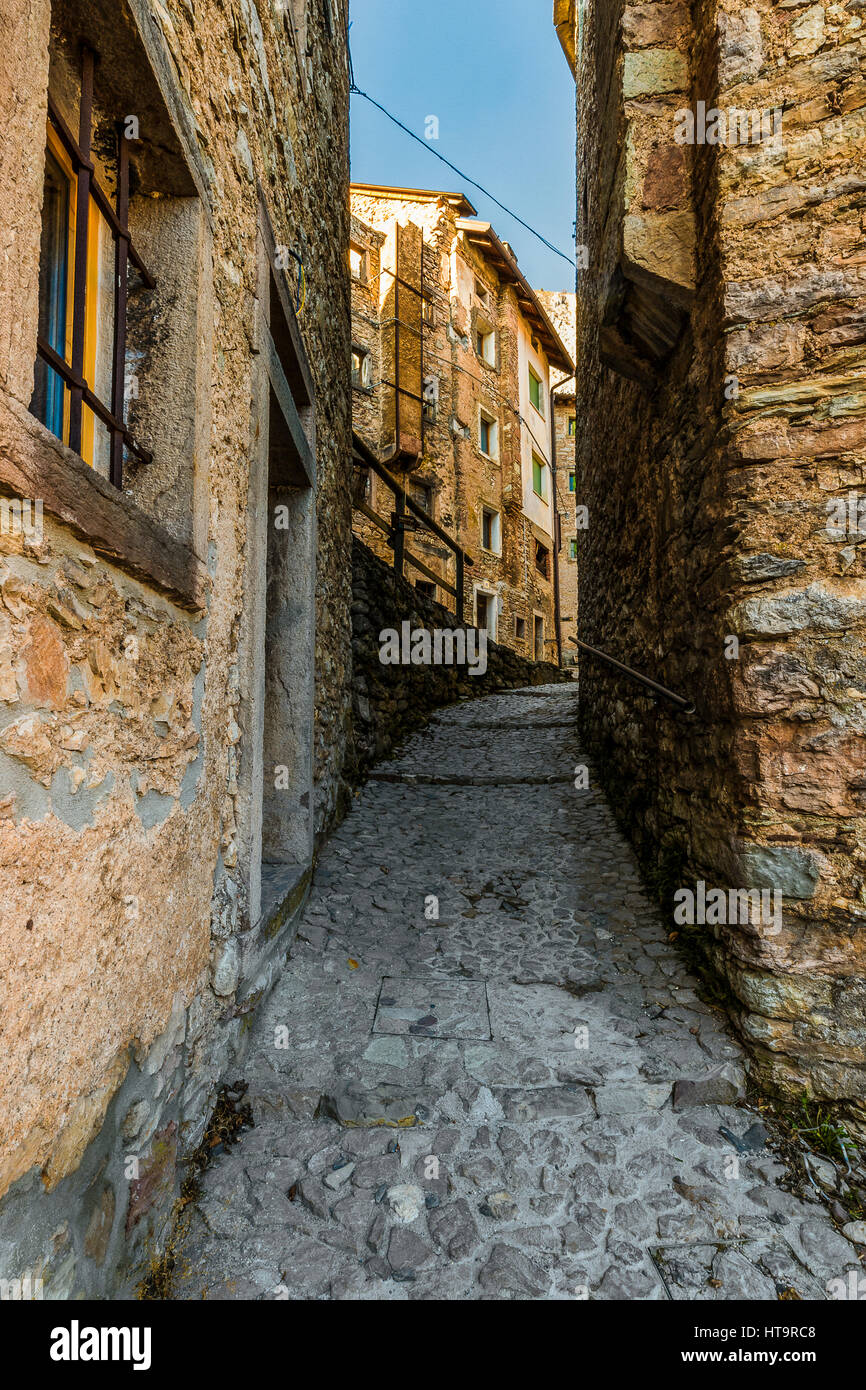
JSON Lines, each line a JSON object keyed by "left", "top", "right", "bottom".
{"left": 567, "top": 0, "right": 866, "bottom": 1123}
{"left": 553, "top": 392, "right": 579, "bottom": 664}
{"left": 351, "top": 537, "right": 570, "bottom": 777}
{"left": 0, "top": 0, "right": 352, "bottom": 1296}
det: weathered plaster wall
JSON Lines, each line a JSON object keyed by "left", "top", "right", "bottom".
{"left": 0, "top": 0, "right": 352, "bottom": 1296}
{"left": 572, "top": 0, "right": 866, "bottom": 1122}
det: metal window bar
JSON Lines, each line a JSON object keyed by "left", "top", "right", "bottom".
{"left": 36, "top": 49, "right": 155, "bottom": 485}
{"left": 351, "top": 432, "right": 473, "bottom": 621}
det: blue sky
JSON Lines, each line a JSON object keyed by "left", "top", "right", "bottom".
{"left": 348, "top": 0, "right": 576, "bottom": 292}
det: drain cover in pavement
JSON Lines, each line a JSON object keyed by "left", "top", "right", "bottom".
{"left": 373, "top": 977, "right": 491, "bottom": 1040}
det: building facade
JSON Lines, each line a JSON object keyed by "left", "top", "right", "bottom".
{"left": 556, "top": 0, "right": 866, "bottom": 1123}
{"left": 538, "top": 290, "right": 578, "bottom": 666}
{"left": 0, "top": 0, "right": 353, "bottom": 1294}
{"left": 349, "top": 185, "right": 574, "bottom": 664}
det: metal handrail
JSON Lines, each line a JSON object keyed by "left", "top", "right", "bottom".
{"left": 352, "top": 431, "right": 473, "bottom": 621}
{"left": 568, "top": 637, "right": 695, "bottom": 713}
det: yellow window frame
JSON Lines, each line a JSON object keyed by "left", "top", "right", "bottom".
{"left": 45, "top": 121, "right": 101, "bottom": 468}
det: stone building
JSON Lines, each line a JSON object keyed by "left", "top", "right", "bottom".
{"left": 538, "top": 290, "right": 579, "bottom": 666}
{"left": 0, "top": 0, "right": 352, "bottom": 1294}
{"left": 349, "top": 185, "right": 574, "bottom": 664}
{"left": 556, "top": 0, "right": 866, "bottom": 1122}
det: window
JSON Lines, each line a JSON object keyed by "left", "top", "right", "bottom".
{"left": 422, "top": 375, "right": 438, "bottom": 422}
{"left": 532, "top": 454, "right": 548, "bottom": 500}
{"left": 479, "top": 408, "right": 498, "bottom": 458}
{"left": 30, "top": 49, "right": 154, "bottom": 486}
{"left": 533, "top": 613, "right": 544, "bottom": 661}
{"left": 422, "top": 295, "right": 435, "bottom": 326}
{"left": 481, "top": 507, "right": 501, "bottom": 553}
{"left": 475, "top": 278, "right": 490, "bottom": 308}
{"left": 410, "top": 479, "right": 433, "bottom": 514}
{"left": 568, "top": 538, "right": 578, "bottom": 560}
{"left": 535, "top": 540, "right": 550, "bottom": 579}
{"left": 349, "top": 242, "right": 367, "bottom": 282}
{"left": 515, "top": 616, "right": 526, "bottom": 642}
{"left": 568, "top": 416, "right": 577, "bottom": 436}
{"left": 33, "top": 143, "right": 72, "bottom": 443}
{"left": 529, "top": 365, "right": 545, "bottom": 415}
{"left": 476, "top": 323, "right": 495, "bottom": 366}
{"left": 475, "top": 590, "right": 496, "bottom": 638}
{"left": 415, "top": 580, "right": 435, "bottom": 600}
{"left": 351, "top": 347, "right": 372, "bottom": 390}
{"left": 568, "top": 471, "right": 575, "bottom": 492}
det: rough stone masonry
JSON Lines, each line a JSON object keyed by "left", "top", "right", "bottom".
{"left": 556, "top": 0, "right": 866, "bottom": 1126}
{"left": 0, "top": 0, "right": 352, "bottom": 1297}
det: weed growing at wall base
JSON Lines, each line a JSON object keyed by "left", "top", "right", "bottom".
{"left": 379, "top": 621, "right": 488, "bottom": 675}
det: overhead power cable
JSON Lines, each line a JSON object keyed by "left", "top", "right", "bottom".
{"left": 350, "top": 83, "right": 576, "bottom": 271}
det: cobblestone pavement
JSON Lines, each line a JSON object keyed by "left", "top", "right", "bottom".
{"left": 174, "top": 685, "right": 861, "bottom": 1301}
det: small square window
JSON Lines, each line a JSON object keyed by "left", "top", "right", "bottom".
{"left": 415, "top": 580, "right": 435, "bottom": 599}
{"left": 351, "top": 347, "right": 372, "bottom": 389}
{"left": 533, "top": 614, "right": 544, "bottom": 661}
{"left": 532, "top": 455, "right": 547, "bottom": 499}
{"left": 349, "top": 243, "right": 367, "bottom": 282}
{"left": 479, "top": 409, "right": 498, "bottom": 458}
{"left": 529, "top": 366, "right": 544, "bottom": 415}
{"left": 568, "top": 416, "right": 577, "bottom": 436}
{"left": 515, "top": 616, "right": 526, "bottom": 642}
{"left": 481, "top": 507, "right": 501, "bottom": 553}
{"left": 476, "top": 322, "right": 495, "bottom": 365}
{"left": 476, "top": 590, "right": 496, "bottom": 637}
{"left": 410, "top": 479, "right": 433, "bottom": 514}
{"left": 423, "top": 374, "right": 438, "bottom": 422}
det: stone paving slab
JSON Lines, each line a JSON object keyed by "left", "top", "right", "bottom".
{"left": 373, "top": 977, "right": 491, "bottom": 1039}
{"left": 173, "top": 685, "right": 863, "bottom": 1302}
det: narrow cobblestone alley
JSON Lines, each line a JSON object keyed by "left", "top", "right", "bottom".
{"left": 173, "top": 686, "right": 858, "bottom": 1301}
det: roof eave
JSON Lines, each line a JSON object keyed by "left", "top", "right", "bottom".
{"left": 456, "top": 218, "right": 575, "bottom": 374}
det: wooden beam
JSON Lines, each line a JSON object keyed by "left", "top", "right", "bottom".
{"left": 354, "top": 500, "right": 390, "bottom": 533}
{"left": 0, "top": 398, "right": 207, "bottom": 612}
{"left": 404, "top": 550, "right": 456, "bottom": 596}
{"left": 352, "top": 432, "right": 474, "bottom": 568}
{"left": 257, "top": 189, "right": 316, "bottom": 409}
{"left": 266, "top": 332, "right": 315, "bottom": 486}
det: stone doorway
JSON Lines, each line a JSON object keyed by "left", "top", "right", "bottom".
{"left": 236, "top": 198, "right": 317, "bottom": 932}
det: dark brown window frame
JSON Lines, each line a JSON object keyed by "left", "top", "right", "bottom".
{"left": 35, "top": 45, "right": 154, "bottom": 489}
